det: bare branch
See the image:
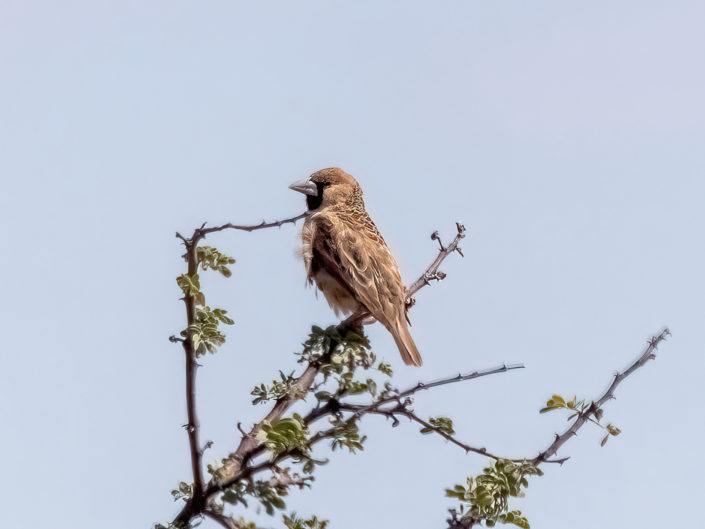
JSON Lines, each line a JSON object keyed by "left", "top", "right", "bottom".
{"left": 341, "top": 223, "right": 469, "bottom": 328}
{"left": 533, "top": 327, "right": 671, "bottom": 464}
{"left": 406, "top": 222, "right": 466, "bottom": 303}
{"left": 396, "top": 364, "right": 524, "bottom": 400}
{"left": 176, "top": 212, "right": 308, "bottom": 248}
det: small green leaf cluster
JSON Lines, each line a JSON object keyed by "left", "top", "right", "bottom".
{"left": 335, "top": 372, "right": 378, "bottom": 398}
{"left": 176, "top": 273, "right": 204, "bottom": 305}
{"left": 252, "top": 371, "right": 306, "bottom": 405}
{"left": 175, "top": 245, "right": 236, "bottom": 357}
{"left": 420, "top": 416, "right": 455, "bottom": 436}
{"left": 296, "top": 326, "right": 391, "bottom": 403}
{"left": 446, "top": 459, "right": 543, "bottom": 528}
{"left": 601, "top": 423, "right": 622, "bottom": 447}
{"left": 298, "top": 326, "right": 373, "bottom": 372}
{"left": 182, "top": 306, "right": 235, "bottom": 356}
{"left": 197, "top": 245, "right": 236, "bottom": 277}
{"left": 170, "top": 481, "right": 193, "bottom": 502}
{"left": 283, "top": 512, "right": 329, "bottom": 529}
{"left": 539, "top": 394, "right": 587, "bottom": 415}
{"left": 222, "top": 478, "right": 290, "bottom": 516}
{"left": 261, "top": 413, "right": 311, "bottom": 457}
{"left": 539, "top": 394, "right": 621, "bottom": 446}
{"left": 328, "top": 416, "right": 366, "bottom": 453}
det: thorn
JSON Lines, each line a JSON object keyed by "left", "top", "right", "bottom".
{"left": 237, "top": 422, "right": 248, "bottom": 437}
{"left": 456, "top": 246, "right": 464, "bottom": 257}
{"left": 431, "top": 230, "right": 446, "bottom": 251}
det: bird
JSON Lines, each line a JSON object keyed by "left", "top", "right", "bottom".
{"left": 289, "top": 167, "right": 422, "bottom": 366}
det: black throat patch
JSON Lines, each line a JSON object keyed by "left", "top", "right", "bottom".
{"left": 306, "top": 181, "right": 329, "bottom": 210}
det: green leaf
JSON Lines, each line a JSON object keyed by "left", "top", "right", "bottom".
{"left": 197, "top": 246, "right": 236, "bottom": 277}
{"left": 176, "top": 274, "right": 201, "bottom": 297}
{"left": 420, "top": 416, "right": 455, "bottom": 436}
{"left": 447, "top": 460, "right": 541, "bottom": 528}
{"left": 539, "top": 394, "right": 567, "bottom": 413}
{"left": 252, "top": 371, "right": 305, "bottom": 405}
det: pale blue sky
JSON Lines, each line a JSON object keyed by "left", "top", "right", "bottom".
{"left": 1, "top": 1, "right": 703, "bottom": 528}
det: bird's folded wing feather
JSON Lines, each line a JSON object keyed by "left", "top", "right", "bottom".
{"left": 309, "top": 215, "right": 404, "bottom": 326}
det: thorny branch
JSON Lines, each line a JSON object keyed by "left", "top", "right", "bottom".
{"left": 406, "top": 222, "right": 466, "bottom": 304}
{"left": 170, "top": 219, "right": 471, "bottom": 527}
{"left": 447, "top": 327, "right": 672, "bottom": 529}
{"left": 533, "top": 327, "right": 671, "bottom": 465}
{"left": 330, "top": 364, "right": 562, "bottom": 464}
{"left": 396, "top": 364, "right": 523, "bottom": 400}
{"left": 173, "top": 213, "right": 308, "bottom": 520}
{"left": 176, "top": 212, "right": 308, "bottom": 248}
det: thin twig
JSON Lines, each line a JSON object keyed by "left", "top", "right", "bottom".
{"left": 177, "top": 212, "right": 308, "bottom": 247}
{"left": 533, "top": 327, "right": 671, "bottom": 464}
{"left": 406, "top": 222, "right": 466, "bottom": 302}
{"left": 397, "top": 364, "right": 524, "bottom": 400}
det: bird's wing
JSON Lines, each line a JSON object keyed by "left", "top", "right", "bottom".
{"left": 310, "top": 214, "right": 405, "bottom": 325}
{"left": 309, "top": 213, "right": 423, "bottom": 366}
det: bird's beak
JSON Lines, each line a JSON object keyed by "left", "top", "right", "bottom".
{"left": 288, "top": 178, "right": 318, "bottom": 196}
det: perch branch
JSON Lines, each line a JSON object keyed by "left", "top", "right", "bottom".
{"left": 211, "top": 223, "right": 472, "bottom": 483}
{"left": 170, "top": 223, "right": 471, "bottom": 525}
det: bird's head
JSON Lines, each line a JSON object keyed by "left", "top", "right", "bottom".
{"left": 289, "top": 167, "right": 360, "bottom": 211}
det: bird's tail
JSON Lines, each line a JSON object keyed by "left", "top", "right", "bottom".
{"left": 390, "top": 318, "right": 423, "bottom": 367}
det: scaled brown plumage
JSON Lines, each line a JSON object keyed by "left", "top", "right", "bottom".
{"left": 289, "top": 167, "right": 422, "bottom": 366}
